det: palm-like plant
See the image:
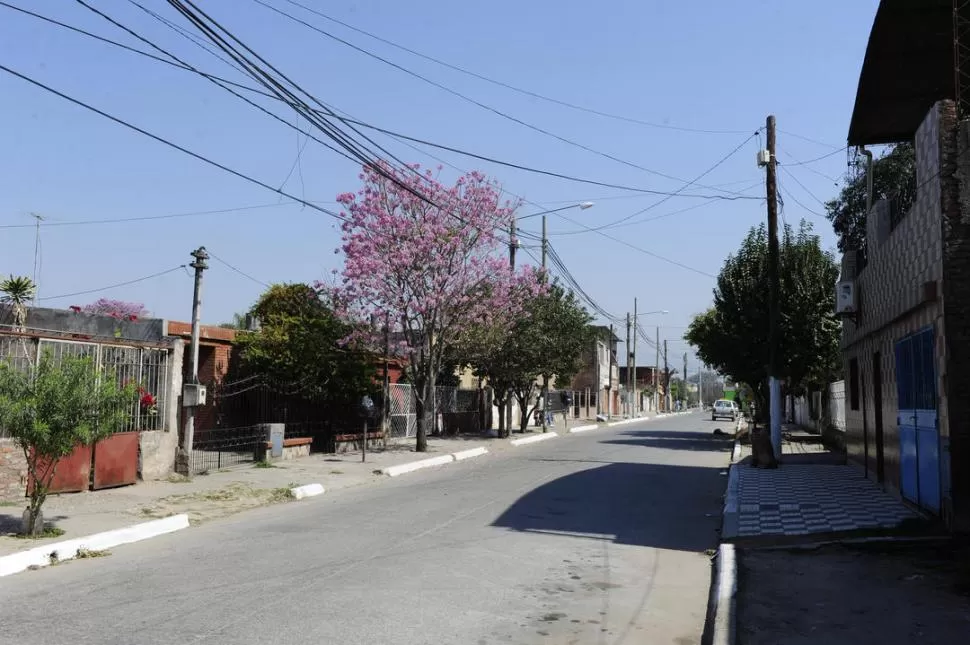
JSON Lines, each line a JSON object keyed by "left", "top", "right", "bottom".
{"left": 0, "top": 275, "right": 36, "bottom": 330}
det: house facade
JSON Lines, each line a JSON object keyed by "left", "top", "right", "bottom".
{"left": 839, "top": 0, "right": 970, "bottom": 530}
{"left": 569, "top": 325, "right": 620, "bottom": 416}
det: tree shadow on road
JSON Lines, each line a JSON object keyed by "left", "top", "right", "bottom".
{"left": 598, "top": 429, "right": 735, "bottom": 453}
{"left": 491, "top": 461, "right": 726, "bottom": 552}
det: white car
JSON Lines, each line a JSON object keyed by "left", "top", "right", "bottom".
{"left": 711, "top": 399, "right": 738, "bottom": 421}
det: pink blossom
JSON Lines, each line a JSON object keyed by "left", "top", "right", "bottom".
{"left": 332, "top": 161, "right": 545, "bottom": 393}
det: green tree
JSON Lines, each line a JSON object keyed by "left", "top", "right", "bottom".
{"left": 234, "top": 283, "right": 376, "bottom": 402}
{"left": 455, "top": 282, "right": 593, "bottom": 435}
{"left": 0, "top": 354, "right": 136, "bottom": 535}
{"left": 685, "top": 220, "right": 841, "bottom": 420}
{"left": 825, "top": 143, "right": 915, "bottom": 253}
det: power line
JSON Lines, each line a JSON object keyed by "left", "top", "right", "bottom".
{"left": 0, "top": 62, "right": 355, "bottom": 225}
{"left": 777, "top": 129, "right": 843, "bottom": 150}
{"left": 0, "top": 202, "right": 300, "bottom": 229}
{"left": 783, "top": 146, "right": 849, "bottom": 166}
{"left": 37, "top": 265, "right": 187, "bottom": 301}
{"left": 560, "top": 132, "right": 760, "bottom": 233}
{"left": 248, "top": 0, "right": 762, "bottom": 196}
{"left": 779, "top": 164, "right": 827, "bottom": 207}
{"left": 7, "top": 3, "right": 762, "bottom": 204}
{"left": 276, "top": 0, "right": 753, "bottom": 136}
{"left": 209, "top": 251, "right": 270, "bottom": 287}
{"left": 554, "top": 211, "right": 717, "bottom": 278}
{"left": 777, "top": 177, "right": 827, "bottom": 220}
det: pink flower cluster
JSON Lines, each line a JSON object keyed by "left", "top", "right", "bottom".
{"left": 328, "top": 162, "right": 545, "bottom": 355}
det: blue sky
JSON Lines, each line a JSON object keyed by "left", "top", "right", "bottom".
{"left": 0, "top": 0, "right": 878, "bottom": 366}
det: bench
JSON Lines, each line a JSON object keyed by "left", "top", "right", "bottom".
{"left": 334, "top": 431, "right": 385, "bottom": 453}
{"left": 258, "top": 437, "right": 313, "bottom": 461}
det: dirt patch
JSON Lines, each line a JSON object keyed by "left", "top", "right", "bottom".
{"left": 135, "top": 482, "right": 294, "bottom": 525}
{"left": 737, "top": 540, "right": 970, "bottom": 645}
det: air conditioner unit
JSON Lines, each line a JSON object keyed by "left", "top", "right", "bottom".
{"left": 835, "top": 280, "right": 857, "bottom": 316}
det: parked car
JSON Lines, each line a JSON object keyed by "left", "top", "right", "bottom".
{"left": 712, "top": 399, "right": 738, "bottom": 421}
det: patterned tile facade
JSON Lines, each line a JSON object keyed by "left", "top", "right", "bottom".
{"left": 839, "top": 102, "right": 952, "bottom": 513}
{"left": 735, "top": 465, "right": 916, "bottom": 537}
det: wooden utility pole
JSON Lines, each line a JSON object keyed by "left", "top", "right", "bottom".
{"left": 663, "top": 340, "right": 669, "bottom": 413}
{"left": 632, "top": 298, "right": 638, "bottom": 416}
{"left": 179, "top": 246, "right": 208, "bottom": 475}
{"left": 625, "top": 312, "right": 632, "bottom": 417}
{"left": 765, "top": 115, "right": 782, "bottom": 459}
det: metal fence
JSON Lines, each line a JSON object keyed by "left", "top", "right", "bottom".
{"left": 187, "top": 377, "right": 368, "bottom": 474}
{"left": 0, "top": 334, "right": 170, "bottom": 437}
{"left": 388, "top": 383, "right": 417, "bottom": 438}
{"left": 189, "top": 424, "right": 265, "bottom": 474}
{"left": 386, "top": 385, "right": 486, "bottom": 438}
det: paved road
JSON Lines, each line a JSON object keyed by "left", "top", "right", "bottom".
{"left": 0, "top": 411, "right": 732, "bottom": 645}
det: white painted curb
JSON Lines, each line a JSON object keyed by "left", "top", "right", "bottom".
{"left": 568, "top": 424, "right": 599, "bottom": 434}
{"left": 290, "top": 483, "right": 325, "bottom": 500}
{"left": 711, "top": 543, "right": 737, "bottom": 645}
{"left": 606, "top": 417, "right": 643, "bottom": 427}
{"left": 452, "top": 446, "right": 489, "bottom": 461}
{"left": 0, "top": 513, "right": 190, "bottom": 578}
{"left": 509, "top": 432, "right": 559, "bottom": 447}
{"left": 381, "top": 454, "right": 455, "bottom": 477}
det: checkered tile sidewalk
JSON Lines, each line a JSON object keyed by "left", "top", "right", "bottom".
{"left": 735, "top": 465, "right": 916, "bottom": 537}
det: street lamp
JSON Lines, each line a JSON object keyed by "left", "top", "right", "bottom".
{"left": 508, "top": 202, "right": 594, "bottom": 432}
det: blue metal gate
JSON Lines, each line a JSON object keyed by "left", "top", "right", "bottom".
{"left": 894, "top": 328, "right": 940, "bottom": 512}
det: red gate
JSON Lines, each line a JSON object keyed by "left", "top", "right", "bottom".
{"left": 26, "top": 444, "right": 92, "bottom": 495}
{"left": 26, "top": 433, "right": 139, "bottom": 495}
{"left": 92, "top": 432, "right": 139, "bottom": 489}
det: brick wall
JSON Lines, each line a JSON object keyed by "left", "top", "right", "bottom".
{"left": 841, "top": 102, "right": 949, "bottom": 500}
{"left": 0, "top": 438, "right": 26, "bottom": 501}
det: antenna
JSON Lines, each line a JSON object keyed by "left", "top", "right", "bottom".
{"left": 30, "top": 212, "right": 44, "bottom": 302}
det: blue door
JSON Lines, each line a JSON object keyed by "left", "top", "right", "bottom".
{"left": 894, "top": 328, "right": 940, "bottom": 512}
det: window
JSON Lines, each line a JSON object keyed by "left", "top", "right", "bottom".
{"left": 849, "top": 358, "right": 860, "bottom": 410}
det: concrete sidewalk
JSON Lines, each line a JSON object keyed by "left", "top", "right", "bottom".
{"left": 0, "top": 434, "right": 500, "bottom": 557}
{"left": 723, "top": 432, "right": 919, "bottom": 542}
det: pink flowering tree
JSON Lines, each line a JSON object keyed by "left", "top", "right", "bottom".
{"left": 78, "top": 299, "right": 147, "bottom": 320}
{"left": 332, "top": 162, "right": 543, "bottom": 451}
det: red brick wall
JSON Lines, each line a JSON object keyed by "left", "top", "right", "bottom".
{"left": 0, "top": 439, "right": 26, "bottom": 501}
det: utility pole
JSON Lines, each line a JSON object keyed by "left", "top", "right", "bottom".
{"left": 632, "top": 298, "right": 638, "bottom": 417}
{"left": 625, "top": 312, "right": 632, "bottom": 417}
{"left": 606, "top": 323, "right": 614, "bottom": 419}
{"left": 179, "top": 246, "right": 208, "bottom": 474}
{"left": 765, "top": 115, "right": 783, "bottom": 459}
{"left": 541, "top": 214, "right": 548, "bottom": 270}
{"left": 663, "top": 340, "right": 669, "bottom": 412}
{"left": 683, "top": 352, "right": 688, "bottom": 410}
{"left": 506, "top": 216, "right": 517, "bottom": 436}
{"left": 654, "top": 326, "right": 660, "bottom": 413}
{"left": 382, "top": 312, "right": 391, "bottom": 437}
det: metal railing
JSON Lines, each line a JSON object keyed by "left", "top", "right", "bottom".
{"left": 189, "top": 424, "right": 265, "bottom": 474}
{"left": 0, "top": 334, "right": 170, "bottom": 437}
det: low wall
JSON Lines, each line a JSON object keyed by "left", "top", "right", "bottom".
{"left": 0, "top": 439, "right": 26, "bottom": 501}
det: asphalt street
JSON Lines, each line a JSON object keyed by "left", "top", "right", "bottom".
{"left": 0, "top": 411, "right": 733, "bottom": 645}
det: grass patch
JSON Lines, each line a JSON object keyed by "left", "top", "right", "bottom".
{"left": 166, "top": 474, "right": 191, "bottom": 484}
{"left": 75, "top": 547, "right": 110, "bottom": 559}
{"left": 12, "top": 525, "right": 65, "bottom": 540}
{"left": 0, "top": 500, "right": 20, "bottom": 507}
{"left": 270, "top": 487, "right": 295, "bottom": 503}
{"left": 254, "top": 460, "right": 277, "bottom": 469}
{"left": 329, "top": 469, "right": 344, "bottom": 475}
